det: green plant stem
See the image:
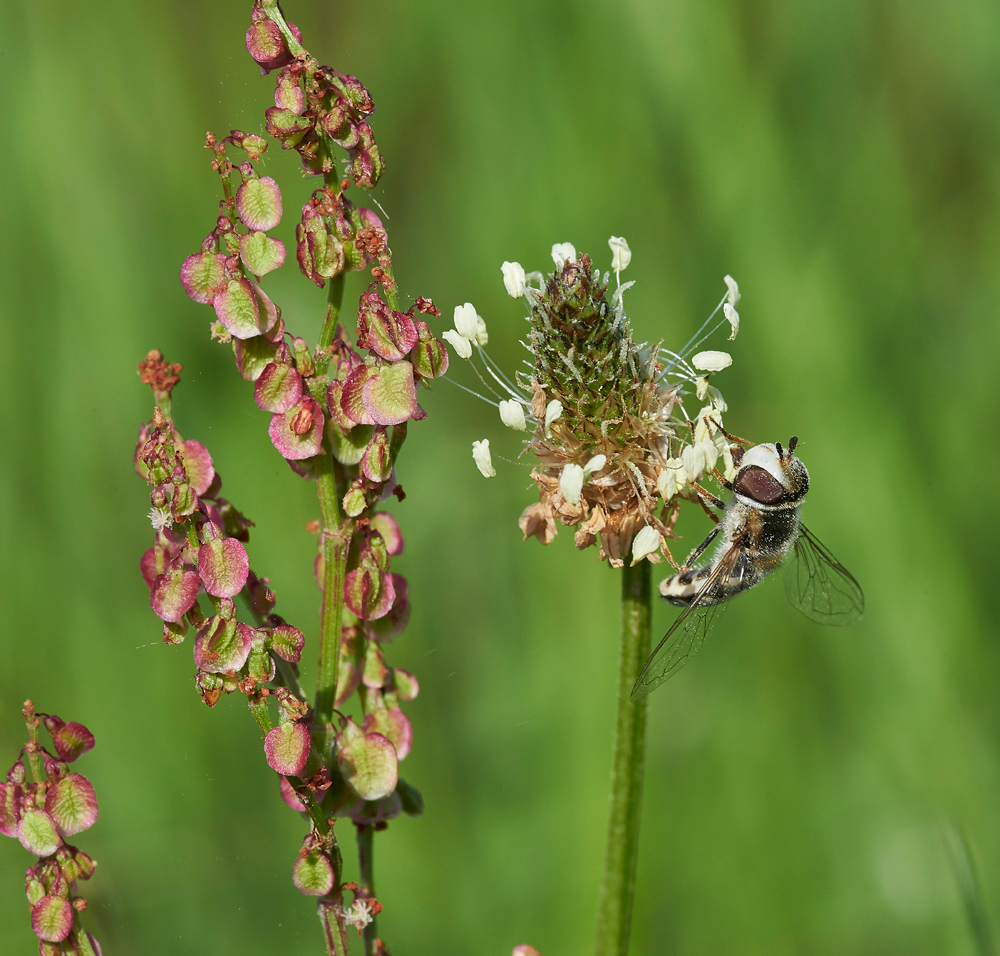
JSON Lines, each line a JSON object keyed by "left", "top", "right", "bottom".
{"left": 595, "top": 560, "right": 652, "bottom": 956}
{"left": 356, "top": 824, "right": 377, "bottom": 956}
{"left": 314, "top": 269, "right": 347, "bottom": 746}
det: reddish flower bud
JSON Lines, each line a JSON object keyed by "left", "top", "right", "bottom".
{"left": 363, "top": 574, "right": 410, "bottom": 643}
{"left": 197, "top": 536, "right": 249, "bottom": 598}
{"left": 362, "top": 643, "right": 389, "bottom": 688}
{"left": 336, "top": 720, "right": 398, "bottom": 801}
{"left": 369, "top": 513, "right": 403, "bottom": 555}
{"left": 410, "top": 320, "right": 450, "bottom": 380}
{"left": 269, "top": 624, "right": 305, "bottom": 663}
{"left": 265, "top": 106, "right": 315, "bottom": 148}
{"left": 344, "top": 568, "right": 395, "bottom": 621}
{"left": 151, "top": 567, "right": 200, "bottom": 623}
{"left": 364, "top": 707, "right": 413, "bottom": 761}
{"left": 240, "top": 231, "right": 286, "bottom": 277}
{"left": 0, "top": 782, "right": 21, "bottom": 837}
{"left": 234, "top": 334, "right": 278, "bottom": 381}
{"left": 17, "top": 808, "right": 62, "bottom": 857}
{"left": 269, "top": 397, "right": 324, "bottom": 460}
{"left": 341, "top": 362, "right": 419, "bottom": 427}
{"left": 236, "top": 176, "right": 282, "bottom": 232}
{"left": 255, "top": 361, "right": 303, "bottom": 413}
{"left": 213, "top": 278, "right": 277, "bottom": 340}
{"left": 179, "top": 253, "right": 228, "bottom": 304}
{"left": 264, "top": 721, "right": 310, "bottom": 776}
{"left": 357, "top": 293, "right": 418, "bottom": 362}
{"left": 245, "top": 4, "right": 302, "bottom": 73}
{"left": 293, "top": 849, "right": 335, "bottom": 896}
{"left": 392, "top": 668, "right": 419, "bottom": 701}
{"left": 275, "top": 67, "right": 305, "bottom": 114}
{"left": 45, "top": 774, "right": 98, "bottom": 837}
{"left": 279, "top": 775, "right": 308, "bottom": 811}
{"left": 31, "top": 894, "right": 74, "bottom": 942}
{"left": 180, "top": 440, "right": 215, "bottom": 496}
{"left": 194, "top": 618, "right": 253, "bottom": 674}
{"left": 360, "top": 428, "right": 392, "bottom": 482}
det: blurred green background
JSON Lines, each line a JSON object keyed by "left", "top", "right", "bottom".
{"left": 2, "top": 0, "right": 999, "bottom": 953}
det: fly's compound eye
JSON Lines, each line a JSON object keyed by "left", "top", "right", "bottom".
{"left": 733, "top": 465, "right": 787, "bottom": 505}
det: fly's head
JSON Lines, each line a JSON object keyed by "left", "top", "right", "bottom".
{"left": 731, "top": 437, "right": 809, "bottom": 507}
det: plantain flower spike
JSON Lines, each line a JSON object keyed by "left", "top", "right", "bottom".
{"left": 454, "top": 243, "right": 742, "bottom": 568}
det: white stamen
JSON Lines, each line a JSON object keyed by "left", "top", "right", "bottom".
{"left": 724, "top": 274, "right": 740, "bottom": 307}
{"left": 723, "top": 303, "right": 740, "bottom": 340}
{"left": 631, "top": 525, "right": 661, "bottom": 564}
{"left": 454, "top": 302, "right": 481, "bottom": 340}
{"left": 560, "top": 463, "right": 585, "bottom": 504}
{"left": 608, "top": 236, "right": 632, "bottom": 273}
{"left": 551, "top": 242, "right": 577, "bottom": 268}
{"left": 149, "top": 506, "right": 172, "bottom": 531}
{"left": 544, "top": 399, "right": 562, "bottom": 436}
{"left": 343, "top": 900, "right": 373, "bottom": 930}
{"left": 692, "top": 350, "right": 732, "bottom": 372}
{"left": 472, "top": 439, "right": 496, "bottom": 477}
{"left": 443, "top": 329, "right": 472, "bottom": 359}
{"left": 501, "top": 261, "right": 527, "bottom": 298}
{"left": 498, "top": 399, "right": 527, "bottom": 431}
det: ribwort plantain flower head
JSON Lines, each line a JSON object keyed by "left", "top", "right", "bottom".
{"left": 454, "top": 240, "right": 743, "bottom": 568}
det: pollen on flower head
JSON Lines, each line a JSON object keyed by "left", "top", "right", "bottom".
{"left": 472, "top": 439, "right": 496, "bottom": 477}
{"left": 502, "top": 261, "right": 527, "bottom": 298}
{"left": 149, "top": 506, "right": 172, "bottom": 531}
{"left": 343, "top": 899, "right": 373, "bottom": 931}
{"left": 442, "top": 329, "right": 472, "bottom": 359}
{"left": 499, "top": 399, "right": 527, "bottom": 431}
{"left": 724, "top": 274, "right": 740, "bottom": 307}
{"left": 723, "top": 303, "right": 740, "bottom": 340}
{"left": 551, "top": 243, "right": 577, "bottom": 268}
{"left": 692, "top": 350, "right": 732, "bottom": 373}
{"left": 454, "top": 302, "right": 481, "bottom": 341}
{"left": 631, "top": 525, "right": 661, "bottom": 564}
{"left": 608, "top": 236, "right": 631, "bottom": 273}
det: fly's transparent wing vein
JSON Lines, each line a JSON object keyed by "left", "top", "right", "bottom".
{"left": 784, "top": 523, "right": 864, "bottom": 625}
{"left": 631, "top": 547, "right": 739, "bottom": 701}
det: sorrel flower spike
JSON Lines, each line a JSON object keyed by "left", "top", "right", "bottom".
{"left": 451, "top": 240, "right": 743, "bottom": 568}
{"left": 1, "top": 702, "right": 101, "bottom": 955}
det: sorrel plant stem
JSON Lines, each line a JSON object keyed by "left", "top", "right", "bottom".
{"left": 357, "top": 824, "right": 378, "bottom": 955}
{"left": 595, "top": 560, "right": 651, "bottom": 956}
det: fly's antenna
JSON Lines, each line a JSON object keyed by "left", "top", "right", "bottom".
{"left": 788, "top": 435, "right": 798, "bottom": 456}
{"left": 775, "top": 441, "right": 784, "bottom": 459}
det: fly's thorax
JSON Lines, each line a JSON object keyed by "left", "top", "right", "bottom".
{"left": 728, "top": 498, "right": 801, "bottom": 558}
{"left": 731, "top": 442, "right": 809, "bottom": 510}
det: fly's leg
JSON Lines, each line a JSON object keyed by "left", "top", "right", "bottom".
{"left": 682, "top": 526, "right": 720, "bottom": 571}
{"left": 711, "top": 418, "right": 753, "bottom": 447}
{"left": 692, "top": 483, "right": 725, "bottom": 512}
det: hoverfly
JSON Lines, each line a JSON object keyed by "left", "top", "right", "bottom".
{"left": 631, "top": 437, "right": 864, "bottom": 701}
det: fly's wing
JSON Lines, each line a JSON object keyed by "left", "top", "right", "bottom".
{"left": 630, "top": 546, "right": 741, "bottom": 702}
{"left": 784, "top": 523, "right": 864, "bottom": 625}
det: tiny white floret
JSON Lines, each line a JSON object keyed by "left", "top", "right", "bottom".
{"left": 472, "top": 439, "right": 496, "bottom": 477}
{"left": 475, "top": 315, "right": 488, "bottom": 347}
{"left": 498, "top": 399, "right": 527, "bottom": 431}
{"left": 608, "top": 236, "right": 632, "bottom": 272}
{"left": 544, "top": 399, "right": 563, "bottom": 436}
{"left": 501, "top": 261, "right": 527, "bottom": 298}
{"left": 149, "top": 506, "right": 172, "bottom": 531}
{"left": 695, "top": 375, "right": 710, "bottom": 401}
{"left": 343, "top": 900, "right": 373, "bottom": 930}
{"left": 453, "top": 302, "right": 480, "bottom": 340}
{"left": 723, "top": 303, "right": 740, "bottom": 341}
{"left": 631, "top": 525, "right": 661, "bottom": 564}
{"left": 692, "top": 350, "right": 732, "bottom": 373}
{"left": 560, "top": 463, "right": 585, "bottom": 505}
{"left": 724, "top": 274, "right": 740, "bottom": 307}
{"left": 583, "top": 454, "right": 606, "bottom": 478}
{"left": 551, "top": 243, "right": 577, "bottom": 268}
{"left": 442, "top": 329, "right": 472, "bottom": 359}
